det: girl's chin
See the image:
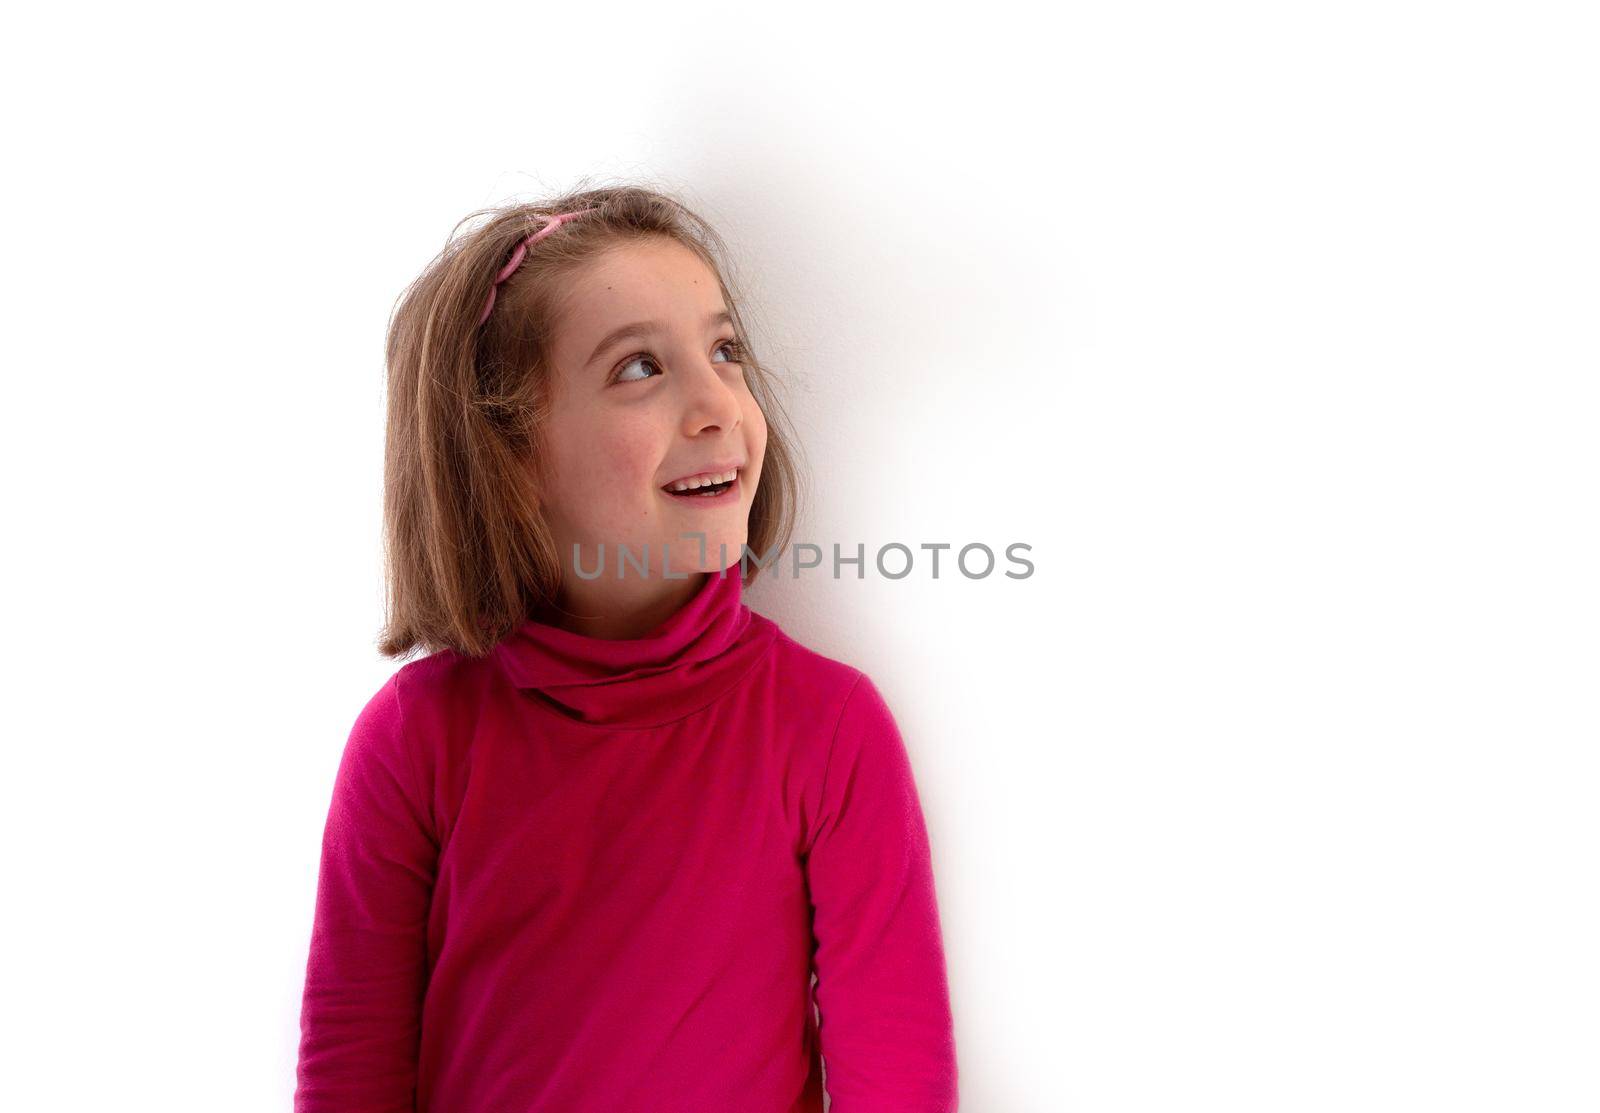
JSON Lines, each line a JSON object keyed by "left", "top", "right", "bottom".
{"left": 660, "top": 534, "right": 749, "bottom": 571}
{"left": 571, "top": 532, "right": 749, "bottom": 570}
{"left": 557, "top": 534, "right": 748, "bottom": 581}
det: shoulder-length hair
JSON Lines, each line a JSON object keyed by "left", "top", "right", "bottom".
{"left": 376, "top": 181, "right": 803, "bottom": 660}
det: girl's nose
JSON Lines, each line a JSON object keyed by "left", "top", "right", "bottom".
{"left": 678, "top": 358, "right": 742, "bottom": 435}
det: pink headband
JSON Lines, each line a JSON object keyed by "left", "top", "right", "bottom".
{"left": 477, "top": 209, "right": 594, "bottom": 327}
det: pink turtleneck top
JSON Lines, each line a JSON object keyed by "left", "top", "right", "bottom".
{"left": 295, "top": 570, "right": 958, "bottom": 1111}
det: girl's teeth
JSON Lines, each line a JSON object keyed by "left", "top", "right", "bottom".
{"left": 666, "top": 469, "right": 737, "bottom": 492}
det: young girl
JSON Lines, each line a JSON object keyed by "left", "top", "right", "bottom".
{"left": 295, "top": 185, "right": 958, "bottom": 1112}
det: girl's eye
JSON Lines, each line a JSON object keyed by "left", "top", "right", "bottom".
{"left": 611, "top": 339, "right": 745, "bottom": 384}
{"left": 612, "top": 354, "right": 661, "bottom": 384}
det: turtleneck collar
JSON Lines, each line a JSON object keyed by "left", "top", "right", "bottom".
{"left": 491, "top": 569, "right": 777, "bottom": 729}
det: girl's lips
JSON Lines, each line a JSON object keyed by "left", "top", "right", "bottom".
{"left": 659, "top": 471, "right": 740, "bottom": 508}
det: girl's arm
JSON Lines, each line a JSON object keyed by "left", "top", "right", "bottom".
{"left": 803, "top": 673, "right": 959, "bottom": 1112}
{"left": 295, "top": 673, "right": 437, "bottom": 1113}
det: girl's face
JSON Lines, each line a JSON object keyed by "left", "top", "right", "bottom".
{"left": 539, "top": 238, "right": 768, "bottom": 589}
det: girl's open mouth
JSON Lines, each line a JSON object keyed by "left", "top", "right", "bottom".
{"left": 660, "top": 469, "right": 740, "bottom": 506}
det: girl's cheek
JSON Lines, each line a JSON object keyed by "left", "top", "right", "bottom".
{"left": 574, "top": 433, "right": 654, "bottom": 512}
{"left": 747, "top": 403, "right": 769, "bottom": 457}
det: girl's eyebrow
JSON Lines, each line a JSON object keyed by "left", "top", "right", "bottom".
{"left": 586, "top": 309, "right": 734, "bottom": 366}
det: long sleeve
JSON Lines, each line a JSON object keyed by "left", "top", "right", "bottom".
{"left": 802, "top": 673, "right": 959, "bottom": 1111}
{"left": 295, "top": 673, "right": 438, "bottom": 1113}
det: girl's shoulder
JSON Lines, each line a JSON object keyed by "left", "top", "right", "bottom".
{"left": 747, "top": 612, "right": 882, "bottom": 725}
{"left": 752, "top": 611, "right": 863, "bottom": 678}
{"left": 385, "top": 644, "right": 501, "bottom": 720}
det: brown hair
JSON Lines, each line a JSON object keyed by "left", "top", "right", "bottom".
{"left": 376, "top": 180, "right": 804, "bottom": 660}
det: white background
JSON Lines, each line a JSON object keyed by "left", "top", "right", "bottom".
{"left": 3, "top": 2, "right": 1596, "bottom": 1110}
